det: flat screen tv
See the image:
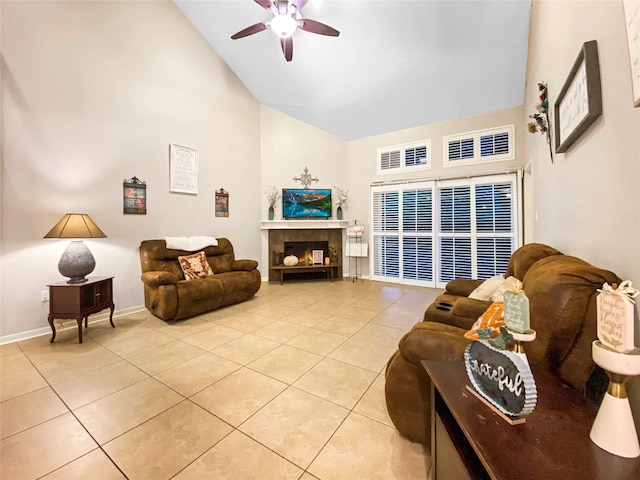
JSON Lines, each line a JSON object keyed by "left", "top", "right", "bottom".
{"left": 282, "top": 188, "right": 332, "bottom": 219}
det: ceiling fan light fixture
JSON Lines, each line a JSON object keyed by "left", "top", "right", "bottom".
{"left": 270, "top": 14, "right": 297, "bottom": 38}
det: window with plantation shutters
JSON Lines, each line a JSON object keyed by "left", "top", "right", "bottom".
{"left": 444, "top": 125, "right": 514, "bottom": 167}
{"left": 377, "top": 141, "right": 431, "bottom": 175}
{"left": 371, "top": 173, "right": 520, "bottom": 288}
{"left": 380, "top": 150, "right": 401, "bottom": 172}
{"left": 371, "top": 183, "right": 435, "bottom": 286}
{"left": 402, "top": 188, "right": 434, "bottom": 282}
{"left": 438, "top": 184, "right": 472, "bottom": 283}
{"left": 372, "top": 190, "right": 400, "bottom": 278}
{"left": 474, "top": 181, "right": 515, "bottom": 279}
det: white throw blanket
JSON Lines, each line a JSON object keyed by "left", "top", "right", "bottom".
{"left": 164, "top": 236, "right": 218, "bottom": 251}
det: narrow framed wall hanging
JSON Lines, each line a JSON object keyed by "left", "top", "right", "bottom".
{"left": 215, "top": 188, "right": 229, "bottom": 217}
{"left": 123, "top": 176, "right": 147, "bottom": 215}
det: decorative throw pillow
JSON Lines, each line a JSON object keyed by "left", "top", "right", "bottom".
{"left": 464, "top": 302, "right": 505, "bottom": 339}
{"left": 178, "top": 251, "right": 214, "bottom": 280}
{"left": 491, "top": 276, "right": 523, "bottom": 302}
{"left": 468, "top": 274, "right": 506, "bottom": 300}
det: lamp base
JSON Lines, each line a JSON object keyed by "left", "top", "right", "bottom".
{"left": 58, "top": 240, "right": 96, "bottom": 283}
{"left": 66, "top": 277, "right": 90, "bottom": 284}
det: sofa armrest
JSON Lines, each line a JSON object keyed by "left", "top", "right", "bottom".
{"left": 232, "top": 259, "right": 258, "bottom": 271}
{"left": 399, "top": 321, "right": 470, "bottom": 366}
{"left": 451, "top": 297, "right": 492, "bottom": 321}
{"left": 445, "top": 278, "right": 483, "bottom": 296}
{"left": 141, "top": 271, "right": 179, "bottom": 287}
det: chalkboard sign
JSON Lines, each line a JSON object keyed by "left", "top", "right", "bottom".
{"left": 503, "top": 291, "right": 530, "bottom": 334}
{"left": 464, "top": 340, "right": 537, "bottom": 418}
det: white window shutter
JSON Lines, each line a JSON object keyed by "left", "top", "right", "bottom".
{"left": 371, "top": 173, "right": 519, "bottom": 288}
{"left": 377, "top": 141, "right": 431, "bottom": 175}
{"left": 444, "top": 125, "right": 514, "bottom": 167}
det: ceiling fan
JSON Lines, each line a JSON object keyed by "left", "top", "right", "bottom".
{"left": 230, "top": 0, "right": 340, "bottom": 62}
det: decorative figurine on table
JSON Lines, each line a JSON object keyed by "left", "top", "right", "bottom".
{"left": 464, "top": 291, "right": 538, "bottom": 424}
{"left": 590, "top": 280, "right": 640, "bottom": 458}
{"left": 596, "top": 281, "right": 638, "bottom": 353}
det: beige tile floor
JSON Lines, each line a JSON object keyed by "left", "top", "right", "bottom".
{"left": 0, "top": 279, "right": 440, "bottom": 480}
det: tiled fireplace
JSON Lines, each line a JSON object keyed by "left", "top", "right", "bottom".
{"left": 262, "top": 221, "right": 347, "bottom": 283}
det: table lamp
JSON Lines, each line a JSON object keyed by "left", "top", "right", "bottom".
{"left": 44, "top": 213, "right": 107, "bottom": 283}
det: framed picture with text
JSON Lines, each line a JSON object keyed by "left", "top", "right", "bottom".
{"left": 623, "top": 0, "right": 640, "bottom": 107}
{"left": 553, "top": 40, "right": 602, "bottom": 154}
{"left": 169, "top": 144, "right": 198, "bottom": 194}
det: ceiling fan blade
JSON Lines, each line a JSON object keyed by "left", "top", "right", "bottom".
{"left": 231, "top": 22, "right": 268, "bottom": 40}
{"left": 287, "top": 0, "right": 308, "bottom": 14}
{"left": 280, "top": 37, "right": 293, "bottom": 62}
{"left": 298, "top": 19, "right": 340, "bottom": 37}
{"left": 254, "top": 0, "right": 277, "bottom": 14}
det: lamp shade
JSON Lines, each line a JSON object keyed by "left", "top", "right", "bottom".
{"left": 44, "top": 214, "right": 107, "bottom": 239}
{"left": 44, "top": 214, "right": 106, "bottom": 283}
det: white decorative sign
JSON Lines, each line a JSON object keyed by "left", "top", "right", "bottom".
{"left": 596, "top": 281, "right": 638, "bottom": 353}
{"left": 558, "top": 60, "right": 588, "bottom": 145}
{"left": 623, "top": 0, "right": 640, "bottom": 107}
{"left": 170, "top": 144, "right": 199, "bottom": 194}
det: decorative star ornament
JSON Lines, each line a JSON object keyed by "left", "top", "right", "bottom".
{"left": 293, "top": 166, "right": 319, "bottom": 188}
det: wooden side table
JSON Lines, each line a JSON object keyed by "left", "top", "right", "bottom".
{"left": 47, "top": 276, "right": 115, "bottom": 343}
{"left": 422, "top": 360, "right": 640, "bottom": 480}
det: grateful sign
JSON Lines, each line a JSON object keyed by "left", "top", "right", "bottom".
{"left": 464, "top": 340, "right": 537, "bottom": 418}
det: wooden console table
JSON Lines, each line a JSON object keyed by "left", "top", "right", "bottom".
{"left": 48, "top": 276, "right": 115, "bottom": 343}
{"left": 422, "top": 360, "right": 640, "bottom": 480}
{"left": 270, "top": 264, "right": 341, "bottom": 284}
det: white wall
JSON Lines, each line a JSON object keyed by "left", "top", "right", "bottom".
{"left": 0, "top": 0, "right": 262, "bottom": 340}
{"left": 346, "top": 106, "right": 528, "bottom": 278}
{"left": 259, "top": 105, "right": 348, "bottom": 271}
{"left": 525, "top": 0, "right": 640, "bottom": 431}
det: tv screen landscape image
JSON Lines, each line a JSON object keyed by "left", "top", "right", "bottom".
{"left": 282, "top": 188, "right": 332, "bottom": 219}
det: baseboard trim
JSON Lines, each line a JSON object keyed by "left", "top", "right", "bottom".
{"left": 0, "top": 305, "right": 147, "bottom": 345}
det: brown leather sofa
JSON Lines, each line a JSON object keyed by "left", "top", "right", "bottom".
{"left": 139, "top": 238, "right": 261, "bottom": 321}
{"left": 384, "top": 243, "right": 620, "bottom": 446}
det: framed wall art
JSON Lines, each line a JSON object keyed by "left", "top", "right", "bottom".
{"left": 123, "top": 176, "right": 147, "bottom": 215}
{"left": 553, "top": 40, "right": 602, "bottom": 153}
{"left": 623, "top": 0, "right": 640, "bottom": 107}
{"left": 169, "top": 143, "right": 198, "bottom": 194}
{"left": 215, "top": 188, "right": 229, "bottom": 217}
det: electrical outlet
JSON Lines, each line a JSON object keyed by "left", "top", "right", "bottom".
{"left": 40, "top": 290, "right": 49, "bottom": 302}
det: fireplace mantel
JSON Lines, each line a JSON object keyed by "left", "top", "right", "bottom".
{"left": 261, "top": 220, "right": 348, "bottom": 230}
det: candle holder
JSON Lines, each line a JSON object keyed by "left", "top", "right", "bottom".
{"left": 509, "top": 328, "right": 537, "bottom": 354}
{"left": 589, "top": 340, "right": 640, "bottom": 458}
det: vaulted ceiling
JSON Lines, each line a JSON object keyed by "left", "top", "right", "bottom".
{"left": 175, "top": 0, "right": 531, "bottom": 140}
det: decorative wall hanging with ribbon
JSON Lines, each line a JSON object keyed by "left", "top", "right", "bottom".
{"left": 596, "top": 280, "right": 639, "bottom": 353}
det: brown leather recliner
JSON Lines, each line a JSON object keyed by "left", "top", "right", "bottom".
{"left": 139, "top": 238, "right": 261, "bottom": 321}
{"left": 384, "top": 243, "right": 620, "bottom": 446}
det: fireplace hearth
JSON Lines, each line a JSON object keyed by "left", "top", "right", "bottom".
{"left": 283, "top": 241, "right": 329, "bottom": 263}
{"left": 267, "top": 227, "right": 344, "bottom": 282}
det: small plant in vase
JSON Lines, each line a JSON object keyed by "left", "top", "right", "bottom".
{"left": 334, "top": 186, "right": 348, "bottom": 220}
{"left": 265, "top": 186, "right": 280, "bottom": 220}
